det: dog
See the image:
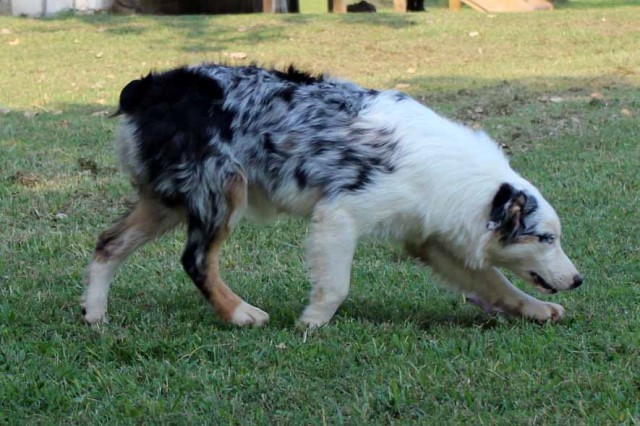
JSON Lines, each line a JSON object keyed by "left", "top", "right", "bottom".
{"left": 82, "top": 64, "right": 583, "bottom": 327}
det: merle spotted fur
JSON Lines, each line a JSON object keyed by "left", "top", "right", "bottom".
{"left": 115, "top": 63, "right": 399, "bottom": 299}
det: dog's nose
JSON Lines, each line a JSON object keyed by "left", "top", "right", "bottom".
{"left": 570, "top": 274, "right": 583, "bottom": 289}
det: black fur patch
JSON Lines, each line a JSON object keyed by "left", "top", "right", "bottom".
{"left": 273, "top": 65, "right": 324, "bottom": 85}
{"left": 489, "top": 183, "right": 515, "bottom": 225}
{"left": 119, "top": 68, "right": 234, "bottom": 203}
{"left": 489, "top": 183, "right": 539, "bottom": 241}
{"left": 277, "top": 86, "right": 297, "bottom": 103}
{"left": 394, "top": 92, "right": 409, "bottom": 102}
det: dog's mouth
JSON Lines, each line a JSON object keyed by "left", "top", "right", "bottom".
{"left": 529, "top": 272, "right": 557, "bottom": 294}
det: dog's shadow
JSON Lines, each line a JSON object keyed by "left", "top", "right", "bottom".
{"left": 244, "top": 294, "right": 504, "bottom": 331}
{"left": 335, "top": 297, "right": 504, "bottom": 330}
{"left": 137, "top": 285, "right": 503, "bottom": 331}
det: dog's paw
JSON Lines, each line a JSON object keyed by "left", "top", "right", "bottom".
{"left": 521, "top": 300, "right": 565, "bottom": 322}
{"left": 298, "top": 306, "right": 334, "bottom": 328}
{"left": 230, "top": 302, "right": 269, "bottom": 327}
{"left": 297, "top": 316, "right": 328, "bottom": 329}
{"left": 81, "top": 304, "right": 108, "bottom": 324}
{"left": 80, "top": 296, "right": 108, "bottom": 325}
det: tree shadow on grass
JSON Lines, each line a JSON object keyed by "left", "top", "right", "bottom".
{"left": 40, "top": 14, "right": 287, "bottom": 54}
{"left": 554, "top": 0, "right": 640, "bottom": 9}
{"left": 335, "top": 13, "right": 418, "bottom": 29}
{"left": 142, "top": 286, "right": 502, "bottom": 330}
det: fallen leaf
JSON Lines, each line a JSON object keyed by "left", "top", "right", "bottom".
{"left": 406, "top": 67, "right": 416, "bottom": 74}
{"left": 589, "top": 92, "right": 605, "bottom": 106}
{"left": 621, "top": 108, "right": 633, "bottom": 117}
{"left": 468, "top": 31, "right": 480, "bottom": 37}
{"left": 78, "top": 158, "right": 99, "bottom": 175}
{"left": 511, "top": 129, "right": 522, "bottom": 140}
{"left": 227, "top": 51, "right": 247, "bottom": 60}
{"left": 23, "top": 111, "right": 38, "bottom": 118}
{"left": 1, "top": 28, "right": 11, "bottom": 35}
{"left": 95, "top": 52, "right": 103, "bottom": 58}
{"left": 395, "top": 83, "right": 411, "bottom": 89}
{"left": 8, "top": 38, "right": 19, "bottom": 46}
{"left": 54, "top": 212, "right": 68, "bottom": 220}
{"left": 91, "top": 110, "right": 110, "bottom": 117}
{"left": 549, "top": 96, "right": 564, "bottom": 103}
{"left": 276, "top": 343, "right": 287, "bottom": 350}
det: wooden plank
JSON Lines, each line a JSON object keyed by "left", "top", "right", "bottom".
{"left": 460, "top": 0, "right": 552, "bottom": 12}
{"left": 332, "top": 0, "right": 347, "bottom": 13}
{"left": 449, "top": 0, "right": 461, "bottom": 11}
{"left": 393, "top": 0, "right": 407, "bottom": 12}
{"left": 263, "top": 0, "right": 274, "bottom": 13}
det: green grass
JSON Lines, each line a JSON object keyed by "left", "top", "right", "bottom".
{"left": 1, "top": 3, "right": 639, "bottom": 424}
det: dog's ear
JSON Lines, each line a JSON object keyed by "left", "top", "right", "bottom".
{"left": 487, "top": 183, "right": 529, "bottom": 239}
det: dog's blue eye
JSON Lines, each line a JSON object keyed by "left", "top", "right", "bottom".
{"left": 538, "top": 233, "right": 554, "bottom": 244}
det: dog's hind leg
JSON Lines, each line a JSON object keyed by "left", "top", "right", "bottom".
{"left": 407, "top": 242, "right": 565, "bottom": 322}
{"left": 299, "top": 206, "right": 358, "bottom": 328}
{"left": 180, "top": 171, "right": 269, "bottom": 327}
{"left": 83, "top": 197, "right": 182, "bottom": 324}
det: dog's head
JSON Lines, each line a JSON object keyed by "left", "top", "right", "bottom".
{"left": 485, "top": 183, "right": 582, "bottom": 294}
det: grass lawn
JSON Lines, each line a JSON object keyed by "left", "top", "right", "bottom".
{"left": 1, "top": 1, "right": 639, "bottom": 423}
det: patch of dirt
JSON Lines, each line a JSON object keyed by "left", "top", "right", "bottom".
{"left": 77, "top": 158, "right": 117, "bottom": 176}
{"left": 10, "top": 171, "right": 44, "bottom": 187}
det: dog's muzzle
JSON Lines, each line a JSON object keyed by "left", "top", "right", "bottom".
{"left": 529, "top": 272, "right": 557, "bottom": 294}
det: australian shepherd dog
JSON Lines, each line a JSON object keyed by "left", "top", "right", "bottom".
{"left": 82, "top": 64, "right": 583, "bottom": 327}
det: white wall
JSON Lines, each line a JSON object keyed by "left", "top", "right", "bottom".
{"left": 11, "top": 0, "right": 112, "bottom": 16}
{"left": 0, "top": 0, "right": 12, "bottom": 15}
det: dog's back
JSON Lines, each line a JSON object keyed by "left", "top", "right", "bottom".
{"left": 114, "top": 65, "right": 407, "bottom": 212}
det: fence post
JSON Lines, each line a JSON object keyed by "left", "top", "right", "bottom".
{"left": 394, "top": 0, "right": 407, "bottom": 12}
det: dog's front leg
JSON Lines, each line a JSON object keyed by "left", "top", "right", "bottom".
{"left": 410, "top": 242, "right": 565, "bottom": 322}
{"left": 299, "top": 207, "right": 358, "bottom": 328}
{"left": 464, "top": 267, "right": 565, "bottom": 322}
